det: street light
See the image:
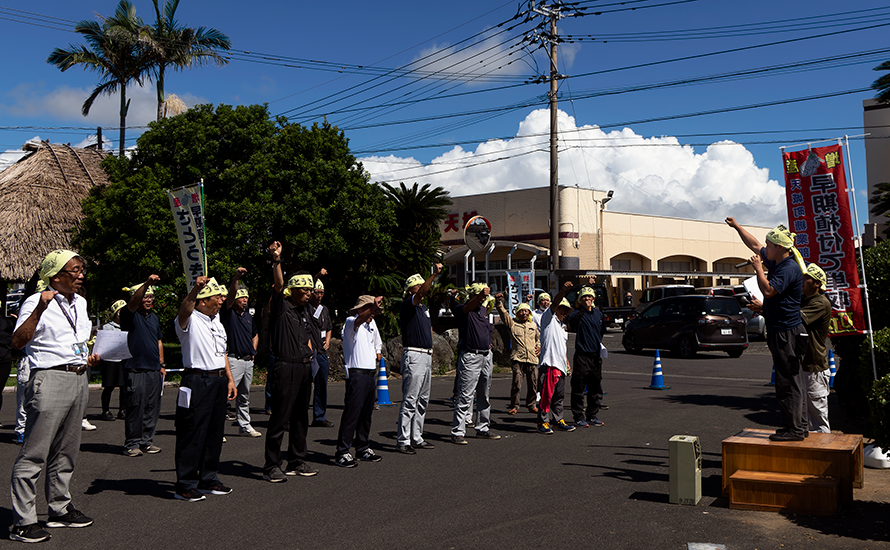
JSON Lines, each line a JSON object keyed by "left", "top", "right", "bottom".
{"left": 593, "top": 190, "right": 615, "bottom": 270}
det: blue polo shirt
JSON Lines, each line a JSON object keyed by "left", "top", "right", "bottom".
{"left": 760, "top": 247, "right": 803, "bottom": 332}
{"left": 119, "top": 307, "right": 162, "bottom": 371}
{"left": 568, "top": 307, "right": 606, "bottom": 354}
{"left": 400, "top": 294, "right": 433, "bottom": 349}
{"left": 220, "top": 303, "right": 257, "bottom": 357}
{"left": 453, "top": 303, "right": 491, "bottom": 351}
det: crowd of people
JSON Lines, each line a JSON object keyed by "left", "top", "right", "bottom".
{"left": 4, "top": 220, "right": 834, "bottom": 543}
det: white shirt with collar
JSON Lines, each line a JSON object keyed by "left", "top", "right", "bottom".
{"left": 175, "top": 310, "right": 227, "bottom": 371}
{"left": 15, "top": 288, "right": 91, "bottom": 369}
{"left": 342, "top": 315, "right": 379, "bottom": 371}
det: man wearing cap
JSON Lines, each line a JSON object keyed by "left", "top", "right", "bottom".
{"left": 494, "top": 292, "right": 539, "bottom": 416}
{"left": 309, "top": 272, "right": 334, "bottom": 428}
{"left": 174, "top": 275, "right": 237, "bottom": 502}
{"left": 537, "top": 281, "right": 576, "bottom": 434}
{"left": 10, "top": 250, "right": 98, "bottom": 543}
{"left": 263, "top": 241, "right": 318, "bottom": 482}
{"left": 451, "top": 282, "right": 500, "bottom": 444}
{"left": 727, "top": 217, "right": 808, "bottom": 442}
{"left": 568, "top": 285, "right": 607, "bottom": 428}
{"left": 120, "top": 275, "right": 165, "bottom": 457}
{"left": 396, "top": 265, "right": 442, "bottom": 454}
{"left": 335, "top": 295, "right": 385, "bottom": 467}
{"left": 221, "top": 268, "right": 261, "bottom": 438}
{"left": 98, "top": 300, "right": 127, "bottom": 422}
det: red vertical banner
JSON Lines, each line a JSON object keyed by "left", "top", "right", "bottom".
{"left": 782, "top": 144, "right": 864, "bottom": 336}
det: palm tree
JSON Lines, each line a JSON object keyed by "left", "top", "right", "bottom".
{"left": 149, "top": 0, "right": 231, "bottom": 120}
{"left": 48, "top": 1, "right": 152, "bottom": 156}
{"left": 874, "top": 60, "right": 890, "bottom": 104}
{"left": 381, "top": 182, "right": 452, "bottom": 276}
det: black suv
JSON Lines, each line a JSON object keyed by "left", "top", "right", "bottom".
{"left": 622, "top": 295, "right": 748, "bottom": 358}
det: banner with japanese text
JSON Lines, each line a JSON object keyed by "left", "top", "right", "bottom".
{"left": 166, "top": 184, "right": 207, "bottom": 290}
{"left": 782, "top": 144, "right": 864, "bottom": 336}
{"left": 505, "top": 271, "right": 533, "bottom": 315}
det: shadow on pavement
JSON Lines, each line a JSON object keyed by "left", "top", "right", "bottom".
{"left": 85, "top": 477, "right": 174, "bottom": 498}
{"left": 787, "top": 500, "right": 890, "bottom": 542}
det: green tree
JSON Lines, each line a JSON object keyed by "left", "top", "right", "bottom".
{"left": 873, "top": 60, "right": 890, "bottom": 104}
{"left": 149, "top": 0, "right": 231, "bottom": 121}
{"left": 47, "top": 0, "right": 153, "bottom": 156}
{"left": 870, "top": 181, "right": 890, "bottom": 238}
{"left": 73, "top": 103, "right": 397, "bottom": 337}
{"left": 380, "top": 182, "right": 451, "bottom": 278}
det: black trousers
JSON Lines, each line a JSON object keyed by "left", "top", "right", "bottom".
{"left": 175, "top": 371, "right": 228, "bottom": 492}
{"left": 124, "top": 370, "right": 162, "bottom": 450}
{"left": 264, "top": 360, "right": 312, "bottom": 473}
{"left": 571, "top": 351, "right": 603, "bottom": 421}
{"left": 767, "top": 324, "right": 808, "bottom": 437}
{"left": 336, "top": 369, "right": 376, "bottom": 456}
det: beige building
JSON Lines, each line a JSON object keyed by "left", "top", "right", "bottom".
{"left": 439, "top": 186, "right": 774, "bottom": 301}
{"left": 864, "top": 98, "right": 890, "bottom": 240}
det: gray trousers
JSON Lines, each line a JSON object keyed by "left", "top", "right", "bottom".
{"left": 124, "top": 370, "right": 162, "bottom": 450}
{"left": 451, "top": 351, "right": 493, "bottom": 437}
{"left": 228, "top": 357, "right": 254, "bottom": 429}
{"left": 10, "top": 369, "right": 88, "bottom": 526}
{"left": 397, "top": 350, "right": 432, "bottom": 446}
{"left": 805, "top": 370, "right": 831, "bottom": 433}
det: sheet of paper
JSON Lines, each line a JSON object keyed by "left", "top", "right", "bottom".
{"left": 177, "top": 387, "right": 191, "bottom": 408}
{"left": 743, "top": 275, "right": 764, "bottom": 303}
{"left": 92, "top": 330, "right": 132, "bottom": 362}
{"left": 600, "top": 343, "right": 608, "bottom": 360}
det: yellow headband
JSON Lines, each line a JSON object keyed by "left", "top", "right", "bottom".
{"left": 805, "top": 264, "right": 827, "bottom": 291}
{"left": 514, "top": 303, "right": 531, "bottom": 318}
{"left": 235, "top": 288, "right": 249, "bottom": 299}
{"left": 39, "top": 249, "right": 79, "bottom": 286}
{"left": 405, "top": 273, "right": 424, "bottom": 289}
{"left": 765, "top": 224, "right": 807, "bottom": 273}
{"left": 283, "top": 274, "right": 314, "bottom": 297}
{"left": 558, "top": 298, "right": 571, "bottom": 308}
{"left": 196, "top": 277, "right": 227, "bottom": 300}
{"left": 123, "top": 282, "right": 154, "bottom": 296}
{"left": 537, "top": 292, "right": 551, "bottom": 304}
{"left": 110, "top": 300, "right": 127, "bottom": 316}
{"left": 579, "top": 287, "right": 595, "bottom": 298}
{"left": 466, "top": 282, "right": 486, "bottom": 295}
{"left": 315, "top": 279, "right": 325, "bottom": 291}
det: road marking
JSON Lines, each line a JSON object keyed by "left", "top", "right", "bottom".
{"left": 604, "top": 370, "right": 764, "bottom": 383}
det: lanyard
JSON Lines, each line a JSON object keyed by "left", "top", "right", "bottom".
{"left": 54, "top": 294, "right": 79, "bottom": 339}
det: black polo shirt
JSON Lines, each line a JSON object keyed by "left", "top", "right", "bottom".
{"left": 453, "top": 303, "right": 491, "bottom": 351}
{"left": 568, "top": 307, "right": 606, "bottom": 354}
{"left": 760, "top": 248, "right": 803, "bottom": 332}
{"left": 310, "top": 303, "right": 332, "bottom": 353}
{"left": 270, "top": 292, "right": 313, "bottom": 363}
{"left": 220, "top": 303, "right": 257, "bottom": 357}
{"left": 400, "top": 294, "right": 432, "bottom": 349}
{"left": 119, "top": 307, "right": 162, "bottom": 371}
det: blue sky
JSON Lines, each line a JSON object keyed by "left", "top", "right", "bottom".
{"left": 0, "top": 0, "right": 886, "bottom": 229}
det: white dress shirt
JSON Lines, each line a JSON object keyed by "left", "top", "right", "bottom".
{"left": 342, "top": 316, "right": 379, "bottom": 371}
{"left": 15, "top": 288, "right": 91, "bottom": 369}
{"left": 175, "top": 310, "right": 227, "bottom": 370}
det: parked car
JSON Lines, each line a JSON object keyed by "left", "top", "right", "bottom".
{"left": 636, "top": 284, "right": 694, "bottom": 314}
{"left": 622, "top": 295, "right": 748, "bottom": 358}
{"left": 691, "top": 286, "right": 736, "bottom": 297}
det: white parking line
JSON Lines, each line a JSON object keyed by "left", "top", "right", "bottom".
{"left": 604, "top": 370, "right": 764, "bottom": 383}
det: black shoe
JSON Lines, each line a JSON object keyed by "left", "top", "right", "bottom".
{"left": 412, "top": 441, "right": 435, "bottom": 450}
{"left": 285, "top": 462, "right": 318, "bottom": 476}
{"left": 397, "top": 444, "right": 417, "bottom": 455}
{"left": 174, "top": 488, "right": 207, "bottom": 501}
{"left": 101, "top": 411, "right": 115, "bottom": 422}
{"left": 358, "top": 449, "right": 383, "bottom": 462}
{"left": 769, "top": 431, "right": 805, "bottom": 442}
{"left": 9, "top": 523, "right": 52, "bottom": 543}
{"left": 451, "top": 435, "right": 468, "bottom": 445}
{"left": 475, "top": 430, "right": 501, "bottom": 440}
{"left": 46, "top": 504, "right": 93, "bottom": 528}
{"left": 116, "top": 411, "right": 126, "bottom": 420}
{"left": 198, "top": 482, "right": 232, "bottom": 495}
{"left": 263, "top": 469, "right": 288, "bottom": 483}
{"left": 335, "top": 453, "right": 357, "bottom": 468}
{"left": 311, "top": 420, "right": 335, "bottom": 428}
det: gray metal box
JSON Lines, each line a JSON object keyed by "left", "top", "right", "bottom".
{"left": 669, "top": 435, "right": 702, "bottom": 505}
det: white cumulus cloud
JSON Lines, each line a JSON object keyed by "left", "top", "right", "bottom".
{"left": 360, "top": 108, "right": 786, "bottom": 227}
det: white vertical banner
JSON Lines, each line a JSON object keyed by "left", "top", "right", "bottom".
{"left": 166, "top": 183, "right": 206, "bottom": 290}
{"left": 505, "top": 270, "right": 533, "bottom": 314}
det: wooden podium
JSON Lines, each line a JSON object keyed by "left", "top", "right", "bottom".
{"left": 722, "top": 428, "right": 863, "bottom": 515}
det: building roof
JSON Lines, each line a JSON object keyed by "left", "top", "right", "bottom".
{"left": 0, "top": 141, "right": 110, "bottom": 281}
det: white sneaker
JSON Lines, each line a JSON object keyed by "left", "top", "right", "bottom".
{"left": 240, "top": 426, "right": 262, "bottom": 438}
{"left": 81, "top": 419, "right": 97, "bottom": 431}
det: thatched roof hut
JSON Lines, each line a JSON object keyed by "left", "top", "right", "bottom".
{"left": 0, "top": 141, "right": 110, "bottom": 281}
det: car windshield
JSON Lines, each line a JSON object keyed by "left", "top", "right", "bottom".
{"left": 701, "top": 298, "right": 741, "bottom": 316}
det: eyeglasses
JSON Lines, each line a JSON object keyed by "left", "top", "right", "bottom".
{"left": 60, "top": 266, "right": 87, "bottom": 277}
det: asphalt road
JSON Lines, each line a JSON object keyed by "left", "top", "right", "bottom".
{"left": 0, "top": 332, "right": 886, "bottom": 549}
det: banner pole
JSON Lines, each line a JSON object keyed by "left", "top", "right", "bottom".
{"left": 843, "top": 136, "right": 878, "bottom": 380}
{"left": 199, "top": 178, "right": 207, "bottom": 277}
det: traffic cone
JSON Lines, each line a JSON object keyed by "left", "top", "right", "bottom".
{"left": 766, "top": 365, "right": 775, "bottom": 387}
{"left": 376, "top": 358, "right": 393, "bottom": 406}
{"left": 646, "top": 350, "right": 670, "bottom": 390}
{"left": 829, "top": 350, "right": 837, "bottom": 389}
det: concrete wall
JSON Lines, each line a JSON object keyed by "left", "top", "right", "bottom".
{"left": 864, "top": 99, "right": 890, "bottom": 238}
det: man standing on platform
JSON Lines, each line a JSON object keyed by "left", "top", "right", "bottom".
{"left": 174, "top": 276, "right": 237, "bottom": 502}
{"left": 396, "top": 265, "right": 441, "bottom": 454}
{"left": 799, "top": 264, "right": 832, "bottom": 433}
{"left": 309, "top": 273, "right": 334, "bottom": 428}
{"left": 222, "top": 268, "right": 261, "bottom": 438}
{"left": 263, "top": 242, "right": 318, "bottom": 482}
{"left": 120, "top": 276, "right": 165, "bottom": 457}
{"left": 567, "top": 285, "right": 606, "bottom": 428}
{"left": 10, "top": 250, "right": 98, "bottom": 543}
{"left": 726, "top": 217, "right": 808, "bottom": 442}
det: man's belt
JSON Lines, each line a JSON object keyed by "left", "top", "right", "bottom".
{"left": 47, "top": 364, "right": 88, "bottom": 375}
{"left": 227, "top": 353, "right": 254, "bottom": 361}
{"left": 183, "top": 368, "right": 225, "bottom": 377}
{"left": 405, "top": 347, "right": 433, "bottom": 355}
{"left": 349, "top": 368, "right": 377, "bottom": 376}
{"left": 465, "top": 348, "right": 489, "bottom": 356}
{"left": 276, "top": 357, "right": 312, "bottom": 365}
